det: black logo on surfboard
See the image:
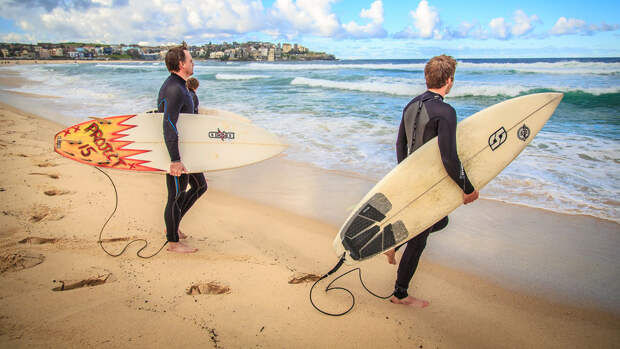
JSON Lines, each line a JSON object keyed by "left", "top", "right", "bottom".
{"left": 208, "top": 128, "right": 235, "bottom": 141}
{"left": 489, "top": 127, "right": 507, "bottom": 151}
{"left": 517, "top": 124, "right": 531, "bottom": 141}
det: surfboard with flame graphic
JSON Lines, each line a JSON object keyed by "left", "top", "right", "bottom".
{"left": 54, "top": 111, "right": 286, "bottom": 173}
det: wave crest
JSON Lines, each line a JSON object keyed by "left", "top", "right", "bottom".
{"left": 215, "top": 73, "right": 271, "bottom": 80}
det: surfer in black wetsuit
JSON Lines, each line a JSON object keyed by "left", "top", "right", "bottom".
{"left": 386, "top": 54, "right": 479, "bottom": 307}
{"left": 186, "top": 77, "right": 200, "bottom": 114}
{"left": 158, "top": 44, "right": 207, "bottom": 254}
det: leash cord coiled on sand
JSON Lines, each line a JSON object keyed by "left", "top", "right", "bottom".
{"left": 94, "top": 166, "right": 170, "bottom": 259}
{"left": 310, "top": 253, "right": 394, "bottom": 316}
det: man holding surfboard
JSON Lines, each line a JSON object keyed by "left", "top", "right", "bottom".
{"left": 158, "top": 44, "right": 207, "bottom": 253}
{"left": 386, "top": 55, "right": 479, "bottom": 306}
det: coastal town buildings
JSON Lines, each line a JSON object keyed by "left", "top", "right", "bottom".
{"left": 0, "top": 41, "right": 334, "bottom": 61}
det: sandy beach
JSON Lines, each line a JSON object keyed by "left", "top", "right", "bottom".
{"left": 0, "top": 71, "right": 619, "bottom": 348}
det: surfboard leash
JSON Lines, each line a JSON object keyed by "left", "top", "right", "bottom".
{"left": 94, "top": 166, "right": 169, "bottom": 259}
{"left": 309, "top": 253, "right": 394, "bottom": 316}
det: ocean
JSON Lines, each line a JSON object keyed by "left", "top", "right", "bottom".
{"left": 5, "top": 58, "right": 620, "bottom": 223}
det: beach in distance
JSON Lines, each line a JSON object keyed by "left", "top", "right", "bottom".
{"left": 0, "top": 59, "right": 619, "bottom": 348}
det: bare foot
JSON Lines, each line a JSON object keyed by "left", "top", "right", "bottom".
{"left": 390, "top": 295, "right": 429, "bottom": 308}
{"left": 384, "top": 249, "right": 396, "bottom": 265}
{"left": 165, "top": 228, "right": 188, "bottom": 240}
{"left": 167, "top": 242, "right": 197, "bottom": 253}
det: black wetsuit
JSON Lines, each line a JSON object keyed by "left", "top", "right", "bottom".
{"left": 189, "top": 89, "right": 199, "bottom": 114}
{"left": 157, "top": 73, "right": 207, "bottom": 242}
{"left": 393, "top": 90, "right": 475, "bottom": 299}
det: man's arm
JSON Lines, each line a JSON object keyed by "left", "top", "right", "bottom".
{"left": 436, "top": 107, "right": 476, "bottom": 196}
{"left": 396, "top": 117, "right": 408, "bottom": 164}
{"left": 162, "top": 86, "right": 183, "bottom": 162}
{"left": 161, "top": 86, "right": 188, "bottom": 176}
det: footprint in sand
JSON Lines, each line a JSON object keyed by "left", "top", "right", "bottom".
{"left": 29, "top": 205, "right": 64, "bottom": 222}
{"left": 43, "top": 189, "right": 71, "bottom": 196}
{"left": 37, "top": 162, "right": 58, "bottom": 168}
{"left": 18, "top": 237, "right": 58, "bottom": 244}
{"left": 0, "top": 251, "right": 45, "bottom": 274}
{"left": 288, "top": 273, "right": 322, "bottom": 284}
{"left": 29, "top": 173, "right": 60, "bottom": 179}
{"left": 187, "top": 281, "right": 231, "bottom": 295}
{"left": 98, "top": 237, "right": 131, "bottom": 243}
{"left": 52, "top": 273, "right": 112, "bottom": 292}
{"left": 0, "top": 119, "right": 15, "bottom": 127}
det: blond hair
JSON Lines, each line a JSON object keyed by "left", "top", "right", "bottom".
{"left": 424, "top": 54, "right": 457, "bottom": 89}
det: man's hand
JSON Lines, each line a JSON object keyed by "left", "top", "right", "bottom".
{"left": 169, "top": 161, "right": 187, "bottom": 176}
{"left": 463, "top": 190, "right": 479, "bottom": 205}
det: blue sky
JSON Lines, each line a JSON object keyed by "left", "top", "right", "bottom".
{"left": 1, "top": 0, "right": 619, "bottom": 58}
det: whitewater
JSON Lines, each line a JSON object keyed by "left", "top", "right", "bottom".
{"left": 5, "top": 58, "right": 619, "bottom": 223}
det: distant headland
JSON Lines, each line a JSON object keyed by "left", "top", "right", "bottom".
{"left": 0, "top": 41, "right": 336, "bottom": 62}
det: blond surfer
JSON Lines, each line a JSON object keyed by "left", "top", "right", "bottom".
{"left": 386, "top": 55, "right": 479, "bottom": 307}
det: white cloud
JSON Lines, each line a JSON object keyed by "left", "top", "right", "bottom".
{"left": 411, "top": 0, "right": 441, "bottom": 39}
{"left": 1, "top": 32, "right": 36, "bottom": 43}
{"left": 551, "top": 17, "right": 587, "bottom": 35}
{"left": 0, "top": 0, "right": 268, "bottom": 44}
{"left": 1, "top": 0, "right": 617, "bottom": 46}
{"left": 394, "top": 3, "right": 539, "bottom": 41}
{"left": 393, "top": 0, "right": 442, "bottom": 39}
{"left": 456, "top": 22, "right": 475, "bottom": 38}
{"left": 270, "top": 0, "right": 341, "bottom": 37}
{"left": 92, "top": 0, "right": 114, "bottom": 6}
{"left": 488, "top": 10, "right": 539, "bottom": 40}
{"left": 512, "top": 10, "right": 539, "bottom": 36}
{"left": 342, "top": 0, "right": 387, "bottom": 38}
{"left": 489, "top": 17, "right": 509, "bottom": 39}
{"left": 454, "top": 21, "right": 485, "bottom": 39}
{"left": 0, "top": 0, "right": 394, "bottom": 43}
{"left": 550, "top": 17, "right": 619, "bottom": 36}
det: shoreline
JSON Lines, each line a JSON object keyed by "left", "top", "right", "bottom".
{"left": 1, "top": 69, "right": 619, "bottom": 313}
{"left": 0, "top": 94, "right": 619, "bottom": 347}
{"left": 1, "top": 65, "right": 617, "bottom": 225}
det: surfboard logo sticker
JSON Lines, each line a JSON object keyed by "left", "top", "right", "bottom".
{"left": 517, "top": 124, "right": 531, "bottom": 141}
{"left": 208, "top": 128, "right": 235, "bottom": 141}
{"left": 488, "top": 127, "right": 507, "bottom": 151}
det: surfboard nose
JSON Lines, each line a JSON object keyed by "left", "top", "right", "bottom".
{"left": 546, "top": 92, "right": 564, "bottom": 109}
{"left": 549, "top": 92, "right": 564, "bottom": 101}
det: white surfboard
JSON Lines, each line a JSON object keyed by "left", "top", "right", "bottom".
{"left": 54, "top": 111, "right": 286, "bottom": 173}
{"left": 333, "top": 92, "right": 564, "bottom": 262}
{"left": 198, "top": 107, "right": 252, "bottom": 123}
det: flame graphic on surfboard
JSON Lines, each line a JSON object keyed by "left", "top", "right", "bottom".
{"left": 54, "top": 115, "right": 160, "bottom": 172}
{"left": 54, "top": 111, "right": 287, "bottom": 173}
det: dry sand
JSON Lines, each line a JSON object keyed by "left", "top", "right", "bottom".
{"left": 0, "top": 94, "right": 619, "bottom": 347}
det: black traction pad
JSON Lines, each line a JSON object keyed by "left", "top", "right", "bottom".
{"left": 344, "top": 216, "right": 375, "bottom": 239}
{"left": 341, "top": 193, "right": 391, "bottom": 240}
{"left": 339, "top": 193, "right": 409, "bottom": 260}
